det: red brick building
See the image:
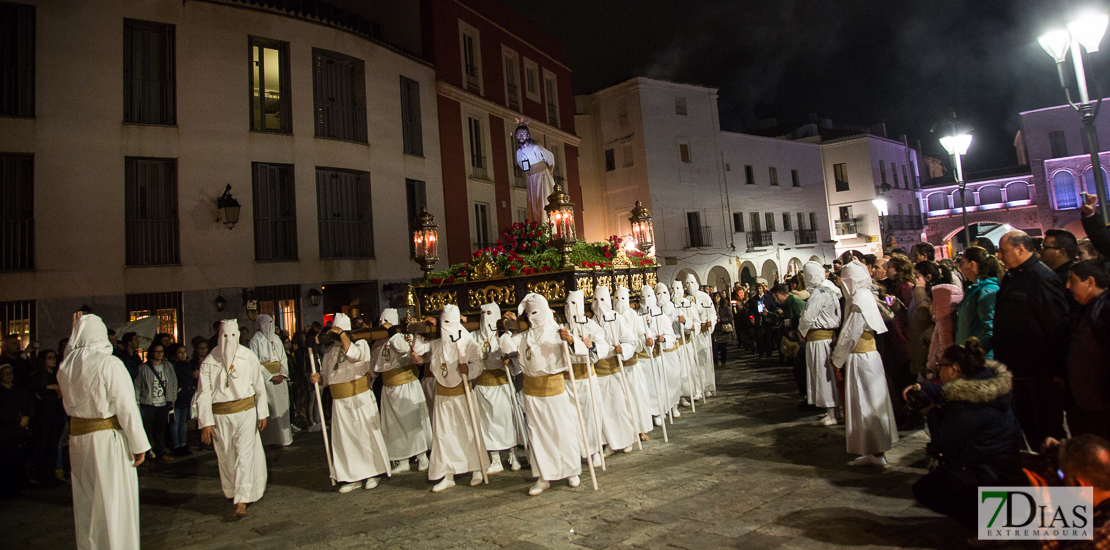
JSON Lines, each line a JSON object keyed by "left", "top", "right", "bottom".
{"left": 421, "top": 0, "right": 583, "bottom": 265}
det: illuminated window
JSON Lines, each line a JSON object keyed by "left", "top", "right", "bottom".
{"left": 249, "top": 37, "right": 290, "bottom": 133}
{"left": 1, "top": 300, "right": 34, "bottom": 349}
{"left": 255, "top": 285, "right": 301, "bottom": 334}
{"left": 834, "top": 163, "right": 849, "bottom": 191}
{"left": 126, "top": 292, "right": 182, "bottom": 344}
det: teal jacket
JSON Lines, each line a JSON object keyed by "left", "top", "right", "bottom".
{"left": 955, "top": 277, "right": 998, "bottom": 358}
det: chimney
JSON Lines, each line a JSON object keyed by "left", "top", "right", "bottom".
{"left": 820, "top": 118, "right": 833, "bottom": 129}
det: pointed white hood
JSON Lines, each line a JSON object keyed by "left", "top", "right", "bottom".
{"left": 670, "top": 280, "right": 686, "bottom": 306}
{"left": 592, "top": 285, "right": 617, "bottom": 322}
{"left": 614, "top": 286, "right": 631, "bottom": 314}
{"left": 564, "top": 289, "right": 589, "bottom": 326}
{"left": 379, "top": 308, "right": 399, "bottom": 327}
{"left": 441, "top": 304, "right": 465, "bottom": 364}
{"left": 478, "top": 302, "right": 500, "bottom": 340}
{"left": 519, "top": 293, "right": 556, "bottom": 329}
{"left": 332, "top": 313, "right": 352, "bottom": 332}
{"left": 683, "top": 273, "right": 699, "bottom": 296}
{"left": 256, "top": 314, "right": 275, "bottom": 339}
{"left": 803, "top": 262, "right": 825, "bottom": 292}
{"left": 212, "top": 319, "right": 242, "bottom": 368}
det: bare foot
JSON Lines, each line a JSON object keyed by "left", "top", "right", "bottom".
{"left": 639, "top": 433, "right": 649, "bottom": 441}
{"left": 234, "top": 503, "right": 247, "bottom": 518}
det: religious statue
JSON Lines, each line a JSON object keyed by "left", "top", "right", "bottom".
{"left": 513, "top": 121, "right": 556, "bottom": 223}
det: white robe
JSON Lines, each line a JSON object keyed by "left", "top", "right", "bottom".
{"left": 671, "top": 299, "right": 700, "bottom": 398}
{"left": 505, "top": 326, "right": 585, "bottom": 481}
{"left": 593, "top": 311, "right": 638, "bottom": 451}
{"left": 322, "top": 341, "right": 391, "bottom": 483}
{"left": 619, "top": 309, "right": 654, "bottom": 433}
{"left": 196, "top": 346, "right": 269, "bottom": 504}
{"left": 799, "top": 282, "right": 841, "bottom": 408}
{"left": 373, "top": 333, "right": 432, "bottom": 461}
{"left": 250, "top": 332, "right": 293, "bottom": 447}
{"left": 690, "top": 290, "right": 717, "bottom": 392}
{"left": 564, "top": 319, "right": 610, "bottom": 456}
{"left": 832, "top": 310, "right": 898, "bottom": 455}
{"left": 473, "top": 332, "right": 523, "bottom": 451}
{"left": 58, "top": 329, "right": 151, "bottom": 550}
{"left": 427, "top": 333, "right": 485, "bottom": 480}
{"left": 658, "top": 301, "right": 686, "bottom": 409}
{"left": 639, "top": 308, "right": 676, "bottom": 418}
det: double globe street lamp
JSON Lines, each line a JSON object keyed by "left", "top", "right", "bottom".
{"left": 1039, "top": 11, "right": 1110, "bottom": 221}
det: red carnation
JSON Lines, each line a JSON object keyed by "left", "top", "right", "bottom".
{"left": 604, "top": 252, "right": 612, "bottom": 259}
{"left": 444, "top": 276, "right": 455, "bottom": 283}
{"left": 541, "top": 266, "right": 552, "bottom": 272}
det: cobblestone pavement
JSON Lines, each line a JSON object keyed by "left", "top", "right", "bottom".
{"left": 3, "top": 349, "right": 1027, "bottom": 549}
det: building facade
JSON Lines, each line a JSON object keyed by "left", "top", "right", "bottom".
{"left": 575, "top": 77, "right": 836, "bottom": 290}
{"left": 0, "top": 0, "right": 445, "bottom": 347}
{"left": 421, "top": 0, "right": 582, "bottom": 265}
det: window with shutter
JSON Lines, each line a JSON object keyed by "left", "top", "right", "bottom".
{"left": 765, "top": 212, "right": 775, "bottom": 232}
{"left": 316, "top": 168, "right": 373, "bottom": 259}
{"left": 253, "top": 162, "right": 298, "bottom": 261}
{"left": 312, "top": 48, "right": 367, "bottom": 142}
{"left": 732, "top": 212, "right": 744, "bottom": 233}
{"left": 124, "top": 157, "right": 179, "bottom": 266}
{"left": 249, "top": 37, "right": 291, "bottom": 133}
{"left": 0, "top": 154, "right": 33, "bottom": 270}
{"left": 400, "top": 76, "right": 423, "bottom": 156}
{"left": 123, "top": 19, "right": 176, "bottom": 125}
{"left": 0, "top": 2, "right": 35, "bottom": 117}
{"left": 797, "top": 212, "right": 806, "bottom": 231}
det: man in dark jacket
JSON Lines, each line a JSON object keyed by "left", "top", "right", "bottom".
{"left": 1042, "top": 228, "right": 1079, "bottom": 284}
{"left": 995, "top": 231, "right": 1071, "bottom": 448}
{"left": 1065, "top": 260, "right": 1110, "bottom": 441}
{"left": 113, "top": 332, "right": 142, "bottom": 381}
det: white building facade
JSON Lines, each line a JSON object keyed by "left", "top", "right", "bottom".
{"left": 0, "top": 0, "right": 444, "bottom": 347}
{"left": 575, "top": 77, "right": 836, "bottom": 291}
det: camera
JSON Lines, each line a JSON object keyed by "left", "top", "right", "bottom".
{"left": 904, "top": 388, "right": 932, "bottom": 414}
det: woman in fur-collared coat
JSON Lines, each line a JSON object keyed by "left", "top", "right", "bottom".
{"left": 904, "top": 337, "right": 1023, "bottom": 529}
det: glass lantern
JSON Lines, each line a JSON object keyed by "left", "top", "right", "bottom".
{"left": 544, "top": 181, "right": 577, "bottom": 266}
{"left": 628, "top": 200, "right": 655, "bottom": 254}
{"left": 412, "top": 207, "right": 439, "bottom": 278}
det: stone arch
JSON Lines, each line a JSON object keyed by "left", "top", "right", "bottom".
{"left": 786, "top": 257, "right": 803, "bottom": 278}
{"left": 978, "top": 185, "right": 1003, "bottom": 205}
{"left": 1005, "top": 181, "right": 1030, "bottom": 201}
{"left": 707, "top": 265, "right": 731, "bottom": 293}
{"left": 675, "top": 268, "right": 699, "bottom": 286}
{"left": 760, "top": 259, "right": 779, "bottom": 283}
{"left": 809, "top": 255, "right": 822, "bottom": 264}
{"left": 739, "top": 261, "right": 757, "bottom": 286}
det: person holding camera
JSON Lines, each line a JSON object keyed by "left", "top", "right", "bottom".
{"left": 1027, "top": 435, "right": 1110, "bottom": 550}
{"left": 905, "top": 338, "right": 1023, "bottom": 530}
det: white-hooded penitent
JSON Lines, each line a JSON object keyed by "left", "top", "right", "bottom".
{"left": 427, "top": 303, "right": 487, "bottom": 490}
{"left": 798, "top": 261, "right": 842, "bottom": 414}
{"left": 682, "top": 274, "right": 717, "bottom": 394}
{"left": 250, "top": 314, "right": 292, "bottom": 447}
{"left": 472, "top": 301, "right": 526, "bottom": 467}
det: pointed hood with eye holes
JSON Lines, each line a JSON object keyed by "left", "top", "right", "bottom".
{"left": 440, "top": 304, "right": 467, "bottom": 365}
{"left": 256, "top": 314, "right": 275, "bottom": 339}
{"left": 592, "top": 285, "right": 617, "bottom": 322}
{"left": 614, "top": 286, "right": 631, "bottom": 314}
{"left": 683, "top": 273, "right": 700, "bottom": 296}
{"left": 332, "top": 313, "right": 352, "bottom": 332}
{"left": 840, "top": 260, "right": 887, "bottom": 334}
{"left": 564, "top": 290, "right": 589, "bottom": 326}
{"left": 670, "top": 280, "right": 686, "bottom": 307}
{"left": 655, "top": 282, "right": 676, "bottom": 315}
{"left": 212, "top": 319, "right": 242, "bottom": 368}
{"left": 478, "top": 302, "right": 500, "bottom": 341}
{"left": 640, "top": 285, "right": 659, "bottom": 312}
{"left": 379, "top": 309, "right": 399, "bottom": 327}
{"left": 519, "top": 293, "right": 556, "bottom": 329}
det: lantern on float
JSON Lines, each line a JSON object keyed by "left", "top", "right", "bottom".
{"left": 628, "top": 200, "right": 655, "bottom": 254}
{"left": 544, "top": 181, "right": 576, "bottom": 266}
{"left": 412, "top": 207, "right": 439, "bottom": 278}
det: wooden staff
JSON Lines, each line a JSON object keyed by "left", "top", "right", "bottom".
{"left": 451, "top": 335, "right": 490, "bottom": 484}
{"left": 608, "top": 323, "right": 643, "bottom": 451}
{"left": 306, "top": 347, "right": 336, "bottom": 485}
{"left": 676, "top": 319, "right": 697, "bottom": 413}
{"left": 561, "top": 341, "right": 598, "bottom": 490}
{"left": 500, "top": 349, "right": 529, "bottom": 454}
{"left": 572, "top": 323, "right": 606, "bottom": 471}
{"left": 643, "top": 313, "right": 669, "bottom": 442}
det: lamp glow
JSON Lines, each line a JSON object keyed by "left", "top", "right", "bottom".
{"left": 1039, "top": 29, "right": 1072, "bottom": 62}
{"left": 1068, "top": 13, "right": 1109, "bottom": 53}
{"left": 939, "top": 134, "right": 973, "bottom": 156}
{"left": 871, "top": 197, "right": 889, "bottom": 217}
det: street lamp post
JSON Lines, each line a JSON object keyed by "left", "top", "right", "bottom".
{"left": 1040, "top": 12, "right": 1110, "bottom": 221}
{"left": 939, "top": 119, "right": 973, "bottom": 250}
{"left": 872, "top": 183, "right": 891, "bottom": 255}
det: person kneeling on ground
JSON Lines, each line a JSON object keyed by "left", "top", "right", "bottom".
{"left": 905, "top": 337, "right": 1023, "bottom": 530}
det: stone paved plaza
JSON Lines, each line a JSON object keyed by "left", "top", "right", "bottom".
{"left": 2, "top": 350, "right": 1028, "bottom": 549}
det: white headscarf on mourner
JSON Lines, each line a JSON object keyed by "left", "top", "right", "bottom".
{"left": 212, "top": 319, "right": 242, "bottom": 369}
{"left": 256, "top": 314, "right": 276, "bottom": 339}
{"left": 840, "top": 260, "right": 887, "bottom": 334}
{"left": 379, "top": 308, "right": 399, "bottom": 327}
{"left": 614, "top": 286, "right": 631, "bottom": 314}
{"left": 332, "top": 312, "right": 352, "bottom": 332}
{"left": 592, "top": 285, "right": 618, "bottom": 323}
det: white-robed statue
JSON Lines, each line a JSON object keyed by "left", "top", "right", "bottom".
{"left": 832, "top": 260, "right": 899, "bottom": 466}
{"left": 373, "top": 308, "right": 432, "bottom": 473}
{"left": 798, "top": 261, "right": 842, "bottom": 425}
{"left": 58, "top": 314, "right": 150, "bottom": 550}
{"left": 471, "top": 302, "right": 524, "bottom": 473}
{"left": 310, "top": 313, "right": 391, "bottom": 493}
{"left": 590, "top": 285, "right": 639, "bottom": 453}
{"left": 502, "top": 293, "right": 584, "bottom": 495}
{"left": 684, "top": 274, "right": 717, "bottom": 395}
{"left": 249, "top": 314, "right": 293, "bottom": 448}
{"left": 614, "top": 286, "right": 654, "bottom": 436}
{"left": 427, "top": 304, "right": 487, "bottom": 492}
{"left": 514, "top": 123, "right": 556, "bottom": 223}
{"left": 197, "top": 320, "right": 269, "bottom": 517}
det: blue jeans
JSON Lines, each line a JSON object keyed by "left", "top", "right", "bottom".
{"left": 170, "top": 407, "right": 190, "bottom": 449}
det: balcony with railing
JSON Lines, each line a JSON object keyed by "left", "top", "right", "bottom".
{"left": 684, "top": 226, "right": 713, "bottom": 249}
{"left": 834, "top": 220, "right": 858, "bottom": 235}
{"left": 889, "top": 215, "right": 903, "bottom": 231}
{"left": 746, "top": 230, "right": 774, "bottom": 248}
{"left": 470, "top": 157, "right": 489, "bottom": 181}
{"left": 794, "top": 229, "right": 817, "bottom": 245}
{"left": 922, "top": 177, "right": 1035, "bottom": 217}
{"left": 507, "top": 83, "right": 520, "bottom": 110}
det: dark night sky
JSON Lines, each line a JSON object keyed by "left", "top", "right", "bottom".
{"left": 498, "top": 0, "right": 1110, "bottom": 173}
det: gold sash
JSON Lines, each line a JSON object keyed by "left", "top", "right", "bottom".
{"left": 329, "top": 375, "right": 371, "bottom": 400}
{"left": 523, "top": 373, "right": 565, "bottom": 397}
{"left": 663, "top": 345, "right": 680, "bottom": 354}
{"left": 261, "top": 361, "right": 282, "bottom": 374}
{"left": 623, "top": 356, "right": 638, "bottom": 367}
{"left": 436, "top": 382, "right": 467, "bottom": 397}
{"left": 852, "top": 331, "right": 877, "bottom": 354}
{"left": 381, "top": 365, "right": 419, "bottom": 387}
{"left": 635, "top": 348, "right": 661, "bottom": 360}
{"left": 476, "top": 369, "right": 510, "bottom": 387}
{"left": 70, "top": 416, "right": 121, "bottom": 436}
{"left": 562, "top": 363, "right": 590, "bottom": 381}
{"left": 808, "top": 329, "right": 835, "bottom": 342}
{"left": 594, "top": 357, "right": 621, "bottom": 376}
{"left": 212, "top": 396, "right": 256, "bottom": 415}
